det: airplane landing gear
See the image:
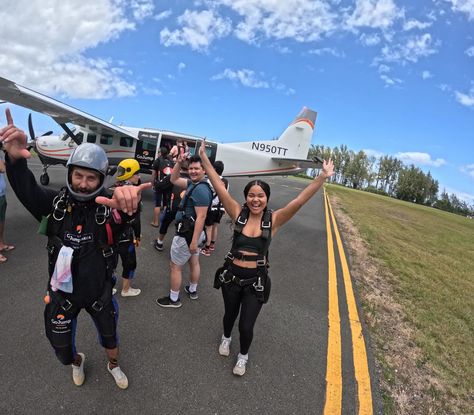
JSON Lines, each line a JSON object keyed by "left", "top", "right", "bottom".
{"left": 40, "top": 173, "right": 50, "bottom": 185}
{"left": 40, "top": 164, "right": 50, "bottom": 186}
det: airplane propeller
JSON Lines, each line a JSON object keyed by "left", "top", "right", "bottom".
{"left": 26, "top": 113, "right": 53, "bottom": 151}
{"left": 28, "top": 113, "right": 53, "bottom": 142}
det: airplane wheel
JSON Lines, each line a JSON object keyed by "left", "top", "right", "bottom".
{"left": 40, "top": 173, "right": 49, "bottom": 185}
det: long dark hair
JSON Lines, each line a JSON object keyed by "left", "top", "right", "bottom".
{"left": 243, "top": 180, "right": 271, "bottom": 200}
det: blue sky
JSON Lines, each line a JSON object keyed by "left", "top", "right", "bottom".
{"left": 1, "top": 0, "right": 473, "bottom": 202}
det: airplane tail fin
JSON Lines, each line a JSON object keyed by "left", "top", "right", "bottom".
{"left": 274, "top": 107, "right": 317, "bottom": 159}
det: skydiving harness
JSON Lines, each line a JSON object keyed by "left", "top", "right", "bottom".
{"left": 175, "top": 181, "right": 212, "bottom": 245}
{"left": 45, "top": 187, "right": 116, "bottom": 312}
{"left": 214, "top": 205, "right": 273, "bottom": 303}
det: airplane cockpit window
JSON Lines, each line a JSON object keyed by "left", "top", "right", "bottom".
{"left": 100, "top": 134, "right": 113, "bottom": 145}
{"left": 87, "top": 134, "right": 97, "bottom": 143}
{"left": 120, "top": 136, "right": 133, "bottom": 147}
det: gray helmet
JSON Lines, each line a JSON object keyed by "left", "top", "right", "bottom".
{"left": 66, "top": 143, "right": 109, "bottom": 202}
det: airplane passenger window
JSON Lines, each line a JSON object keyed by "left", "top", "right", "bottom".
{"left": 100, "top": 134, "right": 113, "bottom": 145}
{"left": 87, "top": 134, "right": 97, "bottom": 143}
{"left": 75, "top": 132, "right": 84, "bottom": 144}
{"left": 120, "top": 137, "right": 133, "bottom": 147}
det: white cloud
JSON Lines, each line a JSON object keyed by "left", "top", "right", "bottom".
{"left": 142, "top": 87, "right": 163, "bottom": 96}
{"left": 460, "top": 164, "right": 474, "bottom": 179}
{"left": 403, "top": 19, "right": 432, "bottom": 31}
{"left": 438, "top": 83, "right": 451, "bottom": 92}
{"left": 178, "top": 62, "right": 186, "bottom": 72}
{"left": 216, "top": 0, "right": 338, "bottom": 43}
{"left": 395, "top": 152, "right": 446, "bottom": 167}
{"left": 364, "top": 148, "right": 385, "bottom": 158}
{"left": 455, "top": 89, "right": 474, "bottom": 107}
{"left": 422, "top": 70, "right": 433, "bottom": 79}
{"left": 378, "top": 64, "right": 390, "bottom": 73}
{"left": 465, "top": 46, "right": 474, "bottom": 57}
{"left": 130, "top": 0, "right": 155, "bottom": 21}
{"left": 359, "top": 33, "right": 381, "bottom": 46}
{"left": 211, "top": 68, "right": 270, "bottom": 88}
{"left": 211, "top": 68, "right": 295, "bottom": 94}
{"left": 440, "top": 184, "right": 474, "bottom": 204}
{"left": 308, "top": 47, "right": 345, "bottom": 57}
{"left": 345, "top": 0, "right": 404, "bottom": 30}
{"left": 154, "top": 9, "right": 172, "bottom": 21}
{"left": 445, "top": 0, "right": 474, "bottom": 20}
{"left": 377, "top": 33, "right": 438, "bottom": 64}
{"left": 380, "top": 74, "right": 402, "bottom": 86}
{"left": 275, "top": 45, "right": 292, "bottom": 54}
{"left": 455, "top": 83, "right": 474, "bottom": 107}
{"left": 211, "top": 69, "right": 269, "bottom": 88}
{"left": 160, "top": 9, "right": 232, "bottom": 51}
{"left": 0, "top": 0, "right": 152, "bottom": 99}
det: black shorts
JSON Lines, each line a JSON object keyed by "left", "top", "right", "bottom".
{"left": 154, "top": 189, "right": 171, "bottom": 208}
{"left": 205, "top": 209, "right": 224, "bottom": 226}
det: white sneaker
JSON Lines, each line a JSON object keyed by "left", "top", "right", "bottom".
{"left": 107, "top": 363, "right": 129, "bottom": 389}
{"left": 121, "top": 288, "right": 141, "bottom": 297}
{"left": 72, "top": 353, "right": 86, "bottom": 386}
{"left": 218, "top": 336, "right": 231, "bottom": 357}
{"left": 233, "top": 355, "right": 248, "bottom": 376}
{"left": 112, "top": 288, "right": 117, "bottom": 295}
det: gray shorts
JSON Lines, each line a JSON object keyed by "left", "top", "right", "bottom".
{"left": 170, "top": 232, "right": 206, "bottom": 266}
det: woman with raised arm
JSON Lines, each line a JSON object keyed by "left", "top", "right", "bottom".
{"left": 198, "top": 139, "right": 334, "bottom": 376}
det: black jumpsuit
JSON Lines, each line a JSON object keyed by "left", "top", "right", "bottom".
{"left": 6, "top": 157, "right": 135, "bottom": 365}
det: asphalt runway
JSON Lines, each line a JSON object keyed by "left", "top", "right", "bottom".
{"left": 0, "top": 161, "right": 380, "bottom": 414}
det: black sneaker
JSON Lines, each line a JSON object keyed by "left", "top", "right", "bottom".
{"left": 155, "top": 296, "right": 182, "bottom": 308}
{"left": 154, "top": 240, "right": 164, "bottom": 252}
{"left": 184, "top": 285, "right": 198, "bottom": 300}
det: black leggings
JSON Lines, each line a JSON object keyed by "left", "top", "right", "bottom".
{"left": 221, "top": 264, "right": 263, "bottom": 355}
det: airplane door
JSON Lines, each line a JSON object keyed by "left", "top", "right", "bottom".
{"left": 205, "top": 141, "right": 217, "bottom": 165}
{"left": 136, "top": 131, "right": 160, "bottom": 171}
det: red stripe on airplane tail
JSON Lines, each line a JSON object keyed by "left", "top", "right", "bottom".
{"left": 291, "top": 118, "right": 314, "bottom": 129}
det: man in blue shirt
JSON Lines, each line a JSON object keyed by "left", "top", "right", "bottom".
{"left": 155, "top": 153, "right": 212, "bottom": 308}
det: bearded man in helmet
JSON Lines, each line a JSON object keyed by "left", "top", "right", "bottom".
{"left": 0, "top": 109, "right": 151, "bottom": 390}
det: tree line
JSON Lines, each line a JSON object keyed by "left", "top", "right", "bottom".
{"left": 308, "top": 144, "right": 474, "bottom": 217}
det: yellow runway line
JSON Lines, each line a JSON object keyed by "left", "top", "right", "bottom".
{"left": 327, "top": 193, "right": 373, "bottom": 415}
{"left": 323, "top": 188, "right": 342, "bottom": 414}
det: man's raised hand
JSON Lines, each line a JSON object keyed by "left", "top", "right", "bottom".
{"left": 0, "top": 108, "right": 31, "bottom": 160}
{"left": 95, "top": 182, "right": 152, "bottom": 214}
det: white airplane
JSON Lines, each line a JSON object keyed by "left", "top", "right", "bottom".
{"left": 0, "top": 76, "right": 321, "bottom": 185}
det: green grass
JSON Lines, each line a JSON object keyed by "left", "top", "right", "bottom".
{"left": 326, "top": 184, "right": 474, "bottom": 412}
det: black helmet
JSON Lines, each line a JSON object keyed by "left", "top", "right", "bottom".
{"left": 66, "top": 143, "right": 109, "bottom": 202}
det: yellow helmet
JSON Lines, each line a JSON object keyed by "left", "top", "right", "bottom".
{"left": 117, "top": 159, "right": 140, "bottom": 181}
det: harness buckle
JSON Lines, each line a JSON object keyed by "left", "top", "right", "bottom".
{"left": 91, "top": 301, "right": 103, "bottom": 312}
{"left": 95, "top": 205, "right": 110, "bottom": 225}
{"left": 253, "top": 276, "right": 265, "bottom": 292}
{"left": 102, "top": 247, "right": 114, "bottom": 258}
{"left": 61, "top": 299, "right": 73, "bottom": 311}
{"left": 261, "top": 220, "right": 271, "bottom": 229}
{"left": 225, "top": 252, "right": 234, "bottom": 261}
{"left": 256, "top": 259, "right": 266, "bottom": 267}
{"left": 219, "top": 269, "right": 230, "bottom": 284}
{"left": 237, "top": 216, "right": 247, "bottom": 225}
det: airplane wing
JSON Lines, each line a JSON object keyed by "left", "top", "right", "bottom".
{"left": 272, "top": 156, "right": 323, "bottom": 168}
{"left": 0, "top": 76, "right": 138, "bottom": 139}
